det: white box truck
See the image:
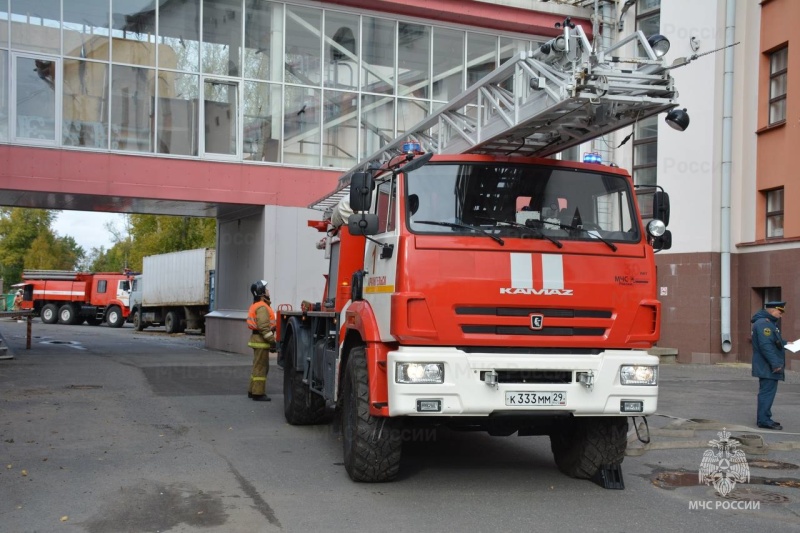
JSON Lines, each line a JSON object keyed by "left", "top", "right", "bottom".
{"left": 130, "top": 248, "right": 215, "bottom": 334}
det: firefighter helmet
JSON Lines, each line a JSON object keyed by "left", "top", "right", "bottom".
{"left": 250, "top": 280, "right": 269, "bottom": 298}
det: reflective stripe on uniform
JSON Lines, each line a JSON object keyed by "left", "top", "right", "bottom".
{"left": 250, "top": 377, "right": 266, "bottom": 382}
{"left": 248, "top": 341, "right": 272, "bottom": 348}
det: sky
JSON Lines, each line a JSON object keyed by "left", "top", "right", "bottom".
{"left": 53, "top": 211, "right": 126, "bottom": 253}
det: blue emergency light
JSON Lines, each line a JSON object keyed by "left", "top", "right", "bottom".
{"left": 403, "top": 141, "right": 422, "bottom": 154}
{"left": 583, "top": 152, "right": 602, "bottom": 164}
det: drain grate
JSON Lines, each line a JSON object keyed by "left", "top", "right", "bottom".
{"left": 722, "top": 488, "right": 790, "bottom": 504}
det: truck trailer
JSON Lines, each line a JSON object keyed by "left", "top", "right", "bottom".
{"left": 130, "top": 248, "right": 215, "bottom": 334}
{"left": 275, "top": 16, "right": 687, "bottom": 487}
{"left": 20, "top": 270, "right": 131, "bottom": 327}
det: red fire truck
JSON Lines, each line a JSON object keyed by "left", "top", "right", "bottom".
{"left": 275, "top": 17, "right": 686, "bottom": 487}
{"left": 19, "top": 270, "right": 132, "bottom": 327}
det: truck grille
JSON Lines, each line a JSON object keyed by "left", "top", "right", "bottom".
{"left": 456, "top": 306, "right": 611, "bottom": 337}
{"left": 480, "top": 370, "right": 573, "bottom": 384}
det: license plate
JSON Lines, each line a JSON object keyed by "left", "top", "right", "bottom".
{"left": 505, "top": 391, "right": 567, "bottom": 407}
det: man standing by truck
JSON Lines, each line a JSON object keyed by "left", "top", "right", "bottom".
{"left": 751, "top": 301, "right": 788, "bottom": 430}
{"left": 247, "top": 280, "right": 276, "bottom": 402}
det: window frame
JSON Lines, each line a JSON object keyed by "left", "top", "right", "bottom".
{"left": 765, "top": 187, "right": 784, "bottom": 239}
{"left": 768, "top": 46, "right": 788, "bottom": 125}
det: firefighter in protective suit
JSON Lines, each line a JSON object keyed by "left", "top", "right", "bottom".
{"left": 247, "top": 280, "right": 276, "bottom": 401}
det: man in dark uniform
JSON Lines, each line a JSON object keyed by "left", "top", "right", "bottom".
{"left": 751, "top": 301, "right": 788, "bottom": 430}
{"left": 247, "top": 280, "right": 276, "bottom": 402}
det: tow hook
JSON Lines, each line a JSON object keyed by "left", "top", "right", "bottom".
{"left": 483, "top": 370, "right": 499, "bottom": 388}
{"left": 578, "top": 371, "right": 594, "bottom": 390}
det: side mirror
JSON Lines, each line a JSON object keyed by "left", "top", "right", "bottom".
{"left": 654, "top": 191, "right": 670, "bottom": 227}
{"left": 348, "top": 214, "right": 379, "bottom": 236}
{"left": 349, "top": 171, "right": 374, "bottom": 212}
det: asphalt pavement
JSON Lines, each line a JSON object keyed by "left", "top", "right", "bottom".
{"left": 1, "top": 318, "right": 800, "bottom": 533}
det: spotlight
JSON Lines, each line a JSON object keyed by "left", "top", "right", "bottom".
{"left": 665, "top": 108, "right": 690, "bottom": 131}
{"left": 647, "top": 34, "right": 671, "bottom": 58}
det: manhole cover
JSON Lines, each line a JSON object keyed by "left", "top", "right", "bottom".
{"left": 66, "top": 385, "right": 103, "bottom": 390}
{"left": 723, "top": 488, "right": 790, "bottom": 504}
{"left": 749, "top": 460, "right": 799, "bottom": 470}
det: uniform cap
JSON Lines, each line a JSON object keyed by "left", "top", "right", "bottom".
{"left": 765, "top": 301, "right": 786, "bottom": 312}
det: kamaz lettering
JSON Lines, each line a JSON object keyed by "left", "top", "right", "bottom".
{"left": 500, "top": 288, "right": 574, "bottom": 296}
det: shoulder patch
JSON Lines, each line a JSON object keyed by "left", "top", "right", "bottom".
{"left": 763, "top": 328, "right": 771, "bottom": 337}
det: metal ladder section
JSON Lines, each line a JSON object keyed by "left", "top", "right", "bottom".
{"left": 310, "top": 21, "right": 682, "bottom": 214}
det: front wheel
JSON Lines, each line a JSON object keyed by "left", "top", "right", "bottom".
{"left": 342, "top": 346, "right": 403, "bottom": 482}
{"left": 133, "top": 308, "right": 145, "bottom": 331}
{"left": 106, "top": 306, "right": 125, "bottom": 328}
{"left": 550, "top": 417, "right": 628, "bottom": 479}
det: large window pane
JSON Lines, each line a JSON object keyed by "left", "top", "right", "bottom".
{"left": 64, "top": 0, "right": 111, "bottom": 62}
{"left": 324, "top": 11, "right": 359, "bottom": 89}
{"left": 204, "top": 79, "right": 238, "bottom": 156}
{"left": 11, "top": 0, "right": 60, "bottom": 54}
{"left": 323, "top": 90, "right": 357, "bottom": 168}
{"left": 361, "top": 93, "right": 393, "bottom": 160}
{"left": 285, "top": 5, "right": 321, "bottom": 86}
{"left": 362, "top": 17, "right": 395, "bottom": 95}
{"left": 284, "top": 85, "right": 320, "bottom": 165}
{"left": 110, "top": 64, "right": 154, "bottom": 152}
{"left": 63, "top": 60, "right": 109, "bottom": 148}
{"left": 16, "top": 56, "right": 57, "bottom": 142}
{"left": 432, "top": 28, "right": 464, "bottom": 103}
{"left": 202, "top": 0, "right": 242, "bottom": 76}
{"left": 397, "top": 98, "right": 428, "bottom": 137}
{"left": 158, "top": 72, "right": 198, "bottom": 155}
{"left": 244, "top": 1, "right": 282, "bottom": 81}
{"left": 467, "top": 33, "right": 496, "bottom": 87}
{"left": 158, "top": 0, "right": 200, "bottom": 72}
{"left": 112, "top": 0, "right": 156, "bottom": 67}
{"left": 0, "top": 50, "right": 7, "bottom": 141}
{"left": 398, "top": 23, "right": 430, "bottom": 98}
{"left": 0, "top": 0, "right": 8, "bottom": 46}
{"left": 243, "top": 80, "right": 281, "bottom": 162}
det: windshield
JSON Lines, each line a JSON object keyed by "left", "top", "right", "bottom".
{"left": 406, "top": 163, "right": 640, "bottom": 243}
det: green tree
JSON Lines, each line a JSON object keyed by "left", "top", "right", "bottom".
{"left": 0, "top": 208, "right": 85, "bottom": 286}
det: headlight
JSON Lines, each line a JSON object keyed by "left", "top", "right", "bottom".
{"left": 620, "top": 365, "right": 657, "bottom": 386}
{"left": 396, "top": 363, "right": 444, "bottom": 384}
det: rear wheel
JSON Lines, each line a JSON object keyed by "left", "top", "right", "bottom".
{"left": 58, "top": 304, "right": 78, "bottom": 325}
{"left": 106, "top": 306, "right": 125, "bottom": 328}
{"left": 283, "top": 332, "right": 328, "bottom": 425}
{"left": 165, "top": 311, "right": 180, "bottom": 334}
{"left": 549, "top": 417, "right": 628, "bottom": 479}
{"left": 41, "top": 304, "right": 58, "bottom": 324}
{"left": 342, "top": 345, "right": 403, "bottom": 482}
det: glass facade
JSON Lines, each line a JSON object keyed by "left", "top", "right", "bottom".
{"left": 0, "top": 1, "right": 538, "bottom": 169}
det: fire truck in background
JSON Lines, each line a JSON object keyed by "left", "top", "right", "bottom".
{"left": 19, "top": 270, "right": 132, "bottom": 327}
{"left": 276, "top": 16, "right": 689, "bottom": 487}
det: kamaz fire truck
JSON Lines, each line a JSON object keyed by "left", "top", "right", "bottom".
{"left": 20, "top": 270, "right": 132, "bottom": 327}
{"left": 276, "top": 16, "right": 686, "bottom": 487}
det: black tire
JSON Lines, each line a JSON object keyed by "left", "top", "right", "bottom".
{"left": 283, "top": 332, "right": 328, "bottom": 425}
{"left": 342, "top": 346, "right": 403, "bottom": 482}
{"left": 58, "top": 304, "right": 78, "bottom": 325}
{"left": 85, "top": 316, "right": 102, "bottom": 326}
{"left": 133, "top": 308, "right": 145, "bottom": 331}
{"left": 41, "top": 303, "right": 58, "bottom": 324}
{"left": 165, "top": 311, "right": 180, "bottom": 334}
{"left": 549, "top": 417, "right": 628, "bottom": 479}
{"left": 106, "top": 306, "right": 125, "bottom": 328}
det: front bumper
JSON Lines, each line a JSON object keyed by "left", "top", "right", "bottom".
{"left": 386, "top": 347, "right": 658, "bottom": 417}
